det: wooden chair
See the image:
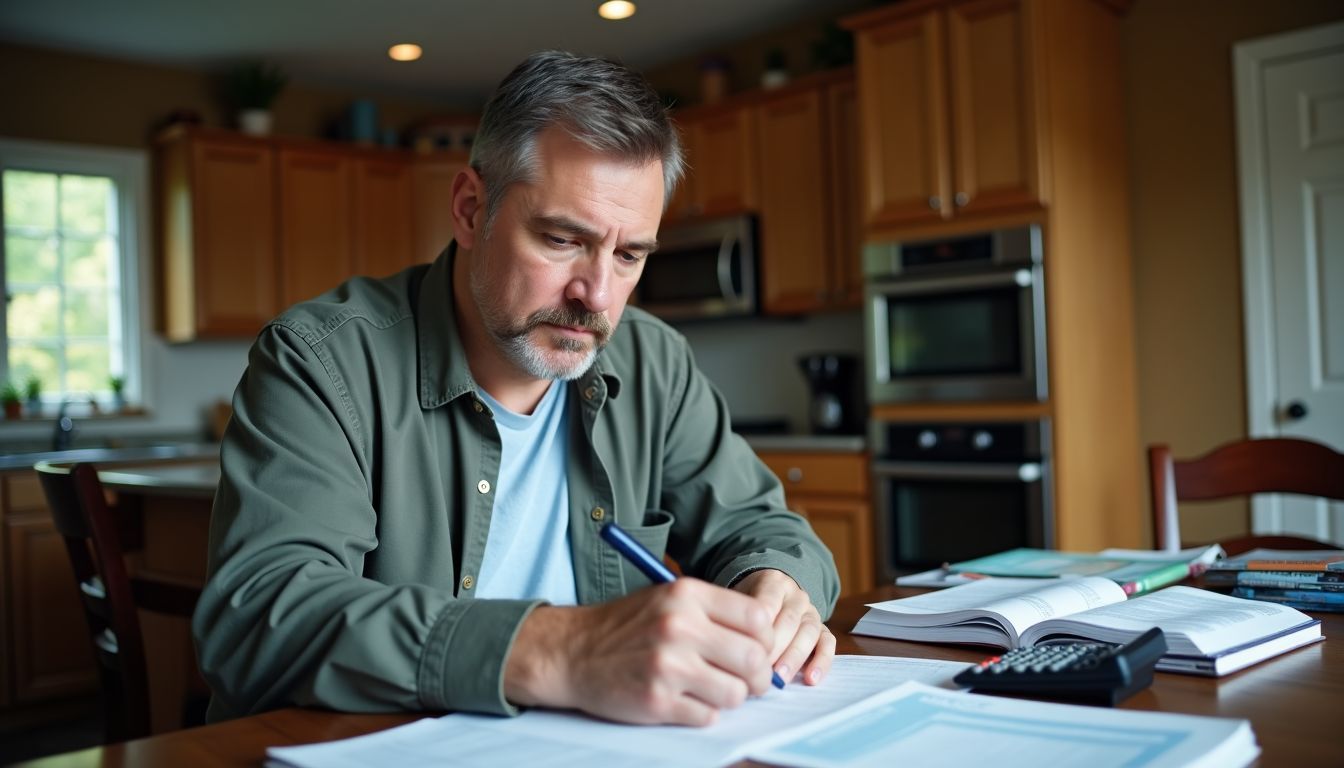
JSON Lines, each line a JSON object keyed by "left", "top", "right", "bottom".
{"left": 35, "top": 461, "right": 201, "bottom": 743}
{"left": 1148, "top": 438, "right": 1344, "bottom": 555}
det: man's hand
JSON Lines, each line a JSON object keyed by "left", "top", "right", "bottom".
{"left": 504, "top": 579, "right": 777, "bottom": 726}
{"left": 731, "top": 569, "right": 834, "bottom": 686}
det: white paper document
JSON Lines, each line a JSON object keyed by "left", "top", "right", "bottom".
{"left": 750, "top": 682, "right": 1258, "bottom": 768}
{"left": 265, "top": 655, "right": 970, "bottom": 768}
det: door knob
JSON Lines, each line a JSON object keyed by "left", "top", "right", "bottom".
{"left": 1284, "top": 401, "right": 1308, "bottom": 421}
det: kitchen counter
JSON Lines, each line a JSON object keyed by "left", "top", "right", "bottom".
{"left": 743, "top": 434, "right": 867, "bottom": 454}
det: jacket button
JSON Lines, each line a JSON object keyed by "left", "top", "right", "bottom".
{"left": 477, "top": 479, "right": 491, "bottom": 494}
{"left": 461, "top": 575, "right": 474, "bottom": 590}
{"left": 584, "top": 386, "right": 596, "bottom": 400}
{"left": 473, "top": 400, "right": 484, "bottom": 413}
{"left": 591, "top": 506, "right": 605, "bottom": 521}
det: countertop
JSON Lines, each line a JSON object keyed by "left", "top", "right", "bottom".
{"left": 743, "top": 434, "right": 867, "bottom": 454}
{"left": 0, "top": 442, "right": 219, "bottom": 472}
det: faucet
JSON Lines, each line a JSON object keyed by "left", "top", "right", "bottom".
{"left": 51, "top": 394, "right": 99, "bottom": 452}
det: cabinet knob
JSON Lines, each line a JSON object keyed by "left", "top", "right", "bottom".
{"left": 954, "top": 192, "right": 969, "bottom": 207}
{"left": 927, "top": 196, "right": 941, "bottom": 210}
{"left": 1284, "top": 401, "right": 1308, "bottom": 421}
{"left": 787, "top": 467, "right": 803, "bottom": 483}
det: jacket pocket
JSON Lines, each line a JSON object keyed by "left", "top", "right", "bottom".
{"left": 618, "top": 510, "right": 674, "bottom": 591}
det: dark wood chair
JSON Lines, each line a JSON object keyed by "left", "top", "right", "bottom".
{"left": 1148, "top": 438, "right": 1344, "bottom": 555}
{"left": 35, "top": 461, "right": 201, "bottom": 743}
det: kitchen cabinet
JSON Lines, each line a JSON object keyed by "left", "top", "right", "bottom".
{"left": 672, "top": 104, "right": 759, "bottom": 220}
{"left": 755, "top": 71, "right": 863, "bottom": 314}
{"left": 158, "top": 129, "right": 279, "bottom": 342}
{"left": 0, "top": 472, "right": 97, "bottom": 709}
{"left": 756, "top": 451, "right": 874, "bottom": 597}
{"left": 157, "top": 127, "right": 451, "bottom": 341}
{"left": 411, "top": 152, "right": 470, "bottom": 264}
{"left": 848, "top": 0, "right": 1043, "bottom": 231}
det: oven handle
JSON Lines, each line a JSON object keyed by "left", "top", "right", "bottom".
{"left": 873, "top": 460, "right": 1043, "bottom": 483}
{"left": 716, "top": 233, "right": 740, "bottom": 301}
{"left": 872, "top": 267, "right": 1034, "bottom": 297}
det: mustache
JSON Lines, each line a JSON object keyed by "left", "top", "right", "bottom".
{"left": 516, "top": 306, "right": 612, "bottom": 341}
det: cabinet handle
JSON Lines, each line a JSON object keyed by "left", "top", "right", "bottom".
{"left": 927, "top": 196, "right": 941, "bottom": 210}
{"left": 954, "top": 192, "right": 969, "bottom": 207}
{"left": 787, "top": 467, "right": 803, "bottom": 483}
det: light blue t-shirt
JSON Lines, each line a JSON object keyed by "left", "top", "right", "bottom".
{"left": 473, "top": 382, "right": 578, "bottom": 606}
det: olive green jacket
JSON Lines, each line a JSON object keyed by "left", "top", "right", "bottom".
{"left": 192, "top": 245, "right": 839, "bottom": 721}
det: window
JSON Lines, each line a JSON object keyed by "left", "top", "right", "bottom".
{"left": 0, "top": 138, "right": 145, "bottom": 414}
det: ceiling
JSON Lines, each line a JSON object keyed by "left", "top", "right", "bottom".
{"left": 0, "top": 0, "right": 869, "bottom": 104}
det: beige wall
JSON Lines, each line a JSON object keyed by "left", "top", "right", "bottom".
{"left": 0, "top": 42, "right": 462, "bottom": 149}
{"left": 1124, "top": 0, "right": 1344, "bottom": 545}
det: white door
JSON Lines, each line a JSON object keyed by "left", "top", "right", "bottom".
{"left": 1236, "top": 20, "right": 1344, "bottom": 545}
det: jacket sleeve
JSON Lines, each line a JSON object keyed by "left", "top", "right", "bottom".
{"left": 658, "top": 341, "right": 841, "bottom": 620}
{"left": 191, "top": 323, "right": 540, "bottom": 720}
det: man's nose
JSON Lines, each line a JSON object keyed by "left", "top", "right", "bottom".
{"left": 565, "top": 250, "right": 613, "bottom": 313}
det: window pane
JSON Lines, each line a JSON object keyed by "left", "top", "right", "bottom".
{"left": 8, "top": 343, "right": 59, "bottom": 396}
{"left": 66, "top": 341, "right": 111, "bottom": 393}
{"left": 59, "top": 174, "right": 114, "bottom": 234}
{"left": 63, "top": 236, "right": 113, "bottom": 286}
{"left": 6, "top": 285, "right": 60, "bottom": 338}
{"left": 64, "top": 287, "right": 110, "bottom": 336}
{"left": 5, "top": 233, "right": 59, "bottom": 283}
{"left": 2, "top": 170, "right": 57, "bottom": 230}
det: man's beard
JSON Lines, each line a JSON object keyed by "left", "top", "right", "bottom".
{"left": 472, "top": 276, "right": 613, "bottom": 381}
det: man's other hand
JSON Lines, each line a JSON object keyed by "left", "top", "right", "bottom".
{"left": 730, "top": 569, "right": 834, "bottom": 686}
{"left": 504, "top": 579, "right": 777, "bottom": 726}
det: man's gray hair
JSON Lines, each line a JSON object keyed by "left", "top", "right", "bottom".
{"left": 470, "top": 50, "right": 685, "bottom": 231}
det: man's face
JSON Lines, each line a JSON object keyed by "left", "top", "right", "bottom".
{"left": 466, "top": 128, "right": 664, "bottom": 381}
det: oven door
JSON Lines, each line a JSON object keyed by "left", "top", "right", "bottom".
{"left": 864, "top": 266, "right": 1046, "bottom": 402}
{"left": 873, "top": 460, "right": 1050, "bottom": 579}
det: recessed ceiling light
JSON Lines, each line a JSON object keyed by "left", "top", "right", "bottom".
{"left": 388, "top": 43, "right": 422, "bottom": 62}
{"left": 598, "top": 1, "right": 636, "bottom": 21}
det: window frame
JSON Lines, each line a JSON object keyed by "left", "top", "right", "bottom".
{"left": 0, "top": 136, "right": 148, "bottom": 413}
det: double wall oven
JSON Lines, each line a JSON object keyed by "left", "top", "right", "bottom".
{"left": 862, "top": 225, "right": 1053, "bottom": 575}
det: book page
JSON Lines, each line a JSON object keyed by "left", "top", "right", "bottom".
{"left": 1021, "top": 585, "right": 1313, "bottom": 655}
{"left": 864, "top": 576, "right": 1125, "bottom": 643}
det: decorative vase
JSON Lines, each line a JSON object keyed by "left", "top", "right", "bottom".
{"left": 2, "top": 401, "right": 19, "bottom": 420}
{"left": 238, "top": 109, "right": 273, "bottom": 136}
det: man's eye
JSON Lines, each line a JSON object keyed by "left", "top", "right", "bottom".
{"left": 546, "top": 234, "right": 570, "bottom": 246}
{"left": 618, "top": 251, "right": 643, "bottom": 265}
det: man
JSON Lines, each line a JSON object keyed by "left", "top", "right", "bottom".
{"left": 193, "top": 51, "right": 839, "bottom": 727}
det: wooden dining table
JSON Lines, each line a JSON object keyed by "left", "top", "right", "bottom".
{"left": 14, "top": 582, "right": 1342, "bottom": 767}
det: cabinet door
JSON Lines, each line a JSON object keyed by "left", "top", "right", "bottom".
{"left": 792, "top": 496, "right": 875, "bottom": 598}
{"left": 690, "top": 108, "right": 759, "bottom": 217}
{"left": 353, "top": 157, "right": 414, "bottom": 278}
{"left": 187, "top": 140, "right": 279, "bottom": 337}
{"left": 279, "top": 149, "right": 355, "bottom": 307}
{"left": 947, "top": 0, "right": 1041, "bottom": 216}
{"left": 757, "top": 89, "right": 831, "bottom": 315}
{"left": 855, "top": 8, "right": 952, "bottom": 228}
{"left": 664, "top": 121, "right": 698, "bottom": 223}
{"left": 412, "top": 154, "right": 468, "bottom": 265}
{"left": 826, "top": 79, "right": 865, "bottom": 308}
{"left": 4, "top": 501, "right": 98, "bottom": 702}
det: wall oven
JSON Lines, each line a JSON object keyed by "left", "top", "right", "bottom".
{"left": 863, "top": 225, "right": 1046, "bottom": 402}
{"left": 872, "top": 420, "right": 1052, "bottom": 579}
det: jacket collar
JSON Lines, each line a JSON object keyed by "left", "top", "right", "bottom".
{"left": 416, "top": 241, "right": 622, "bottom": 409}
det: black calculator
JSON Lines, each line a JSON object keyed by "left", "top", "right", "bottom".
{"left": 953, "top": 626, "right": 1168, "bottom": 706}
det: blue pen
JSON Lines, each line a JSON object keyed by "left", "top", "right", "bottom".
{"left": 599, "top": 521, "right": 786, "bottom": 689}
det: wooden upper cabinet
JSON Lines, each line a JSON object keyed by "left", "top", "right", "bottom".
{"left": 687, "top": 107, "right": 759, "bottom": 217}
{"left": 664, "top": 122, "right": 698, "bottom": 223}
{"left": 826, "top": 79, "right": 865, "bottom": 307}
{"left": 847, "top": 0, "right": 1042, "bottom": 233}
{"left": 278, "top": 148, "right": 355, "bottom": 307}
{"left": 411, "top": 153, "right": 469, "bottom": 264}
{"left": 158, "top": 131, "right": 278, "bottom": 341}
{"left": 352, "top": 157, "right": 414, "bottom": 278}
{"left": 756, "top": 88, "right": 831, "bottom": 314}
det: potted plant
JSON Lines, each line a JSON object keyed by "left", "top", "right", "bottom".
{"left": 1, "top": 381, "right": 21, "bottom": 420}
{"left": 109, "top": 374, "right": 126, "bottom": 412}
{"left": 23, "top": 374, "right": 41, "bottom": 415}
{"left": 228, "top": 62, "right": 288, "bottom": 136}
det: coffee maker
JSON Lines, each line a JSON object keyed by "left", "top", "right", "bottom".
{"left": 798, "top": 353, "right": 864, "bottom": 435}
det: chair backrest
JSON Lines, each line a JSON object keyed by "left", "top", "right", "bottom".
{"left": 35, "top": 461, "right": 152, "bottom": 742}
{"left": 1148, "top": 438, "right": 1344, "bottom": 553}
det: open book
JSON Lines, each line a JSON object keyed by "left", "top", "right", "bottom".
{"left": 853, "top": 577, "right": 1322, "bottom": 676}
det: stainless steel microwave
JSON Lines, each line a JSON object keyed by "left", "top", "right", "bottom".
{"left": 634, "top": 215, "right": 757, "bottom": 321}
{"left": 863, "top": 225, "right": 1047, "bottom": 402}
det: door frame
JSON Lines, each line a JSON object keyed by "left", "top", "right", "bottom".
{"left": 1234, "top": 19, "right": 1344, "bottom": 532}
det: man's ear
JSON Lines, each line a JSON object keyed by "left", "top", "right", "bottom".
{"left": 451, "top": 166, "right": 486, "bottom": 250}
